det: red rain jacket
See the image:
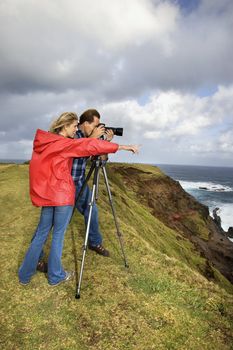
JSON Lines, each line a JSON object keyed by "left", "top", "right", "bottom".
{"left": 29, "top": 129, "right": 118, "bottom": 207}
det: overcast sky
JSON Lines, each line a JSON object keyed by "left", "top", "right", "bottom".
{"left": 0, "top": 0, "right": 233, "bottom": 166}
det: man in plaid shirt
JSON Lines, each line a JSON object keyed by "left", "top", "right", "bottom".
{"left": 72, "top": 109, "right": 114, "bottom": 257}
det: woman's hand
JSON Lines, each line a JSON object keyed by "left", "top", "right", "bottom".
{"left": 118, "top": 145, "right": 140, "bottom": 154}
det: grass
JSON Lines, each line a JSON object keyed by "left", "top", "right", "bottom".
{"left": 0, "top": 163, "right": 233, "bottom": 349}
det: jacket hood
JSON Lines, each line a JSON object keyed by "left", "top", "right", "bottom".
{"left": 33, "top": 129, "right": 64, "bottom": 153}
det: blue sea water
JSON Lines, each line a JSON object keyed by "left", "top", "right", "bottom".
{"left": 157, "top": 164, "right": 233, "bottom": 233}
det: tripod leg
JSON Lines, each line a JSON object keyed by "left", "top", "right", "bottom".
{"left": 75, "top": 164, "right": 100, "bottom": 299}
{"left": 75, "top": 161, "right": 96, "bottom": 203}
{"left": 101, "top": 166, "right": 129, "bottom": 268}
{"left": 72, "top": 161, "right": 96, "bottom": 218}
{"left": 75, "top": 183, "right": 97, "bottom": 299}
{"left": 95, "top": 167, "right": 100, "bottom": 201}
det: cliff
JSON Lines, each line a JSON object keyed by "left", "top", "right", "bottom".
{"left": 108, "top": 163, "right": 233, "bottom": 285}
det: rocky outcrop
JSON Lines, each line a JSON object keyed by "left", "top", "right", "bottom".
{"left": 228, "top": 227, "right": 233, "bottom": 238}
{"left": 213, "top": 207, "right": 223, "bottom": 231}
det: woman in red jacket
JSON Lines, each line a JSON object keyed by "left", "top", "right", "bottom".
{"left": 18, "top": 112, "right": 138, "bottom": 286}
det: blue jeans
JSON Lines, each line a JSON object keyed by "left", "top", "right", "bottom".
{"left": 18, "top": 205, "right": 73, "bottom": 285}
{"left": 75, "top": 184, "right": 102, "bottom": 246}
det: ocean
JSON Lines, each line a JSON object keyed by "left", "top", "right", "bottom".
{"left": 157, "top": 164, "right": 233, "bottom": 233}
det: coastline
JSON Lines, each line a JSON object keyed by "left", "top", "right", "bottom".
{"left": 157, "top": 163, "right": 233, "bottom": 241}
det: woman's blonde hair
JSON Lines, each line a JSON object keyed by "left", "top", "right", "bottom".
{"left": 50, "top": 112, "right": 78, "bottom": 134}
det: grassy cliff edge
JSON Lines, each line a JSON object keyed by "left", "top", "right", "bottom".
{"left": 0, "top": 163, "right": 233, "bottom": 350}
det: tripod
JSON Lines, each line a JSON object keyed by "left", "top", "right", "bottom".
{"left": 75, "top": 157, "right": 129, "bottom": 299}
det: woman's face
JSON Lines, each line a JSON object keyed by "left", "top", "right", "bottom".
{"left": 64, "top": 120, "right": 78, "bottom": 138}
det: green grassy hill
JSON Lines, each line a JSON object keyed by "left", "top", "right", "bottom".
{"left": 0, "top": 163, "right": 233, "bottom": 350}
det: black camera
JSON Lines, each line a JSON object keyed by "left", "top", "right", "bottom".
{"left": 98, "top": 123, "right": 123, "bottom": 137}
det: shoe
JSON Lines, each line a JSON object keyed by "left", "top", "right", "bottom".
{"left": 88, "top": 244, "right": 110, "bottom": 257}
{"left": 48, "top": 271, "right": 74, "bottom": 286}
{"left": 37, "top": 261, "right": 48, "bottom": 273}
{"left": 19, "top": 280, "right": 30, "bottom": 286}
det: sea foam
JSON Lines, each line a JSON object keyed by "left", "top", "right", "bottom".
{"left": 179, "top": 180, "right": 232, "bottom": 193}
{"left": 179, "top": 180, "right": 233, "bottom": 232}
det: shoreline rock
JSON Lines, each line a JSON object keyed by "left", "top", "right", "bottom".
{"left": 228, "top": 227, "right": 233, "bottom": 238}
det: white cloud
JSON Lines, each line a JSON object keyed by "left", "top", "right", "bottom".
{"left": 219, "top": 130, "right": 233, "bottom": 153}
{"left": 1, "top": 84, "right": 232, "bottom": 164}
{"left": 101, "top": 85, "right": 233, "bottom": 142}
{"left": 188, "top": 127, "right": 233, "bottom": 161}
{"left": 143, "top": 131, "right": 161, "bottom": 139}
{"left": 100, "top": 85, "right": 233, "bottom": 166}
{"left": 0, "top": 0, "right": 232, "bottom": 96}
{"left": 75, "top": 0, "right": 178, "bottom": 48}
{"left": 0, "top": 139, "right": 33, "bottom": 159}
{"left": 0, "top": 0, "right": 179, "bottom": 95}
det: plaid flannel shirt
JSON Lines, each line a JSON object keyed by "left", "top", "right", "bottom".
{"left": 71, "top": 129, "right": 88, "bottom": 187}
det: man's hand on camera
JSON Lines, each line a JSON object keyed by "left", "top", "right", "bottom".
{"left": 89, "top": 125, "right": 105, "bottom": 138}
{"left": 105, "top": 129, "right": 114, "bottom": 141}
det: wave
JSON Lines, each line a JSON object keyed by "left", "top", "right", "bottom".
{"left": 179, "top": 180, "right": 233, "bottom": 193}
{"left": 178, "top": 180, "right": 233, "bottom": 232}
{"left": 209, "top": 203, "right": 233, "bottom": 231}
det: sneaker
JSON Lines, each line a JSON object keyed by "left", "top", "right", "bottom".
{"left": 48, "top": 271, "right": 74, "bottom": 286}
{"left": 19, "top": 280, "right": 30, "bottom": 286}
{"left": 88, "top": 244, "right": 110, "bottom": 257}
{"left": 36, "top": 261, "right": 48, "bottom": 273}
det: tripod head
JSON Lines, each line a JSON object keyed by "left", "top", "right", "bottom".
{"left": 90, "top": 155, "right": 108, "bottom": 167}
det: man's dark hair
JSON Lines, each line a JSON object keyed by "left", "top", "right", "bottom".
{"left": 79, "top": 109, "right": 101, "bottom": 125}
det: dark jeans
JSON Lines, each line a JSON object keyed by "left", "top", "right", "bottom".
{"left": 75, "top": 184, "right": 102, "bottom": 246}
